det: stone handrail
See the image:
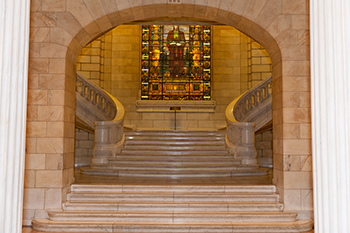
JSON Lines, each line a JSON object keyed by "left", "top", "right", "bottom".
{"left": 225, "top": 76, "right": 272, "bottom": 165}
{"left": 233, "top": 75, "right": 272, "bottom": 131}
{"left": 76, "top": 72, "right": 125, "bottom": 164}
{"left": 76, "top": 72, "right": 117, "bottom": 121}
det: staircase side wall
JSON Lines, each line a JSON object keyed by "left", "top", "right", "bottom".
{"left": 255, "top": 130, "right": 273, "bottom": 168}
{"left": 75, "top": 129, "right": 94, "bottom": 167}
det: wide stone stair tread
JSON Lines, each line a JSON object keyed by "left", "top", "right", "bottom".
{"left": 80, "top": 167, "right": 268, "bottom": 177}
{"left": 88, "top": 166, "right": 261, "bottom": 172}
{"left": 124, "top": 141, "right": 226, "bottom": 146}
{"left": 125, "top": 130, "right": 225, "bottom": 137}
{"left": 48, "top": 210, "right": 297, "bottom": 222}
{"left": 91, "top": 163, "right": 259, "bottom": 169}
{"left": 115, "top": 151, "right": 231, "bottom": 156}
{"left": 62, "top": 200, "right": 284, "bottom": 212}
{"left": 110, "top": 155, "right": 237, "bottom": 160}
{"left": 67, "top": 191, "right": 279, "bottom": 202}
{"left": 69, "top": 184, "right": 277, "bottom": 193}
{"left": 121, "top": 145, "right": 228, "bottom": 150}
{"left": 32, "top": 219, "right": 314, "bottom": 232}
{"left": 103, "top": 161, "right": 243, "bottom": 167}
{"left": 108, "top": 157, "right": 242, "bottom": 164}
{"left": 126, "top": 136, "right": 225, "bottom": 141}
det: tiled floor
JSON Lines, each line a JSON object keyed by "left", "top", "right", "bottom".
{"left": 23, "top": 171, "right": 273, "bottom": 233}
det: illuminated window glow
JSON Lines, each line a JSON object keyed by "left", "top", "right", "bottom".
{"left": 141, "top": 25, "right": 211, "bottom": 100}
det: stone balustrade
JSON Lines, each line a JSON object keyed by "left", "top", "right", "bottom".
{"left": 76, "top": 73, "right": 125, "bottom": 164}
{"left": 233, "top": 76, "right": 272, "bottom": 131}
{"left": 76, "top": 72, "right": 117, "bottom": 122}
{"left": 225, "top": 76, "right": 272, "bottom": 165}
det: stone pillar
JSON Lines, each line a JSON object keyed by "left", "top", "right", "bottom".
{"left": 310, "top": 0, "right": 350, "bottom": 232}
{"left": 0, "top": 0, "right": 30, "bottom": 232}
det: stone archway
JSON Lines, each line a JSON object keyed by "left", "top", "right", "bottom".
{"left": 24, "top": 0, "right": 311, "bottom": 225}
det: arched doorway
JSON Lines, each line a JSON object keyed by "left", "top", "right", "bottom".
{"left": 23, "top": 0, "right": 312, "bottom": 224}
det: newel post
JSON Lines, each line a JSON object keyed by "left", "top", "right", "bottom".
{"left": 226, "top": 121, "right": 258, "bottom": 165}
{"left": 92, "top": 121, "right": 124, "bottom": 164}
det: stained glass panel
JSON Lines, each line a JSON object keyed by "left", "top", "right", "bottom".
{"left": 141, "top": 25, "right": 211, "bottom": 100}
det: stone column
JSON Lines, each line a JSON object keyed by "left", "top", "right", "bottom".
{"left": 310, "top": 0, "right": 350, "bottom": 232}
{"left": 0, "top": 0, "right": 30, "bottom": 232}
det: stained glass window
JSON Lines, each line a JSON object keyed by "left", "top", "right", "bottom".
{"left": 141, "top": 25, "right": 211, "bottom": 100}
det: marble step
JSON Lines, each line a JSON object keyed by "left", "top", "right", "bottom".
{"left": 62, "top": 201, "right": 284, "bottom": 212}
{"left": 125, "top": 136, "right": 225, "bottom": 141}
{"left": 67, "top": 191, "right": 279, "bottom": 202}
{"left": 121, "top": 145, "right": 228, "bottom": 151}
{"left": 70, "top": 184, "right": 277, "bottom": 193}
{"left": 111, "top": 155, "right": 237, "bottom": 161}
{"left": 115, "top": 151, "right": 230, "bottom": 156}
{"left": 124, "top": 141, "right": 226, "bottom": 146}
{"left": 32, "top": 219, "right": 314, "bottom": 233}
{"left": 48, "top": 210, "right": 297, "bottom": 222}
{"left": 125, "top": 131, "right": 225, "bottom": 137}
{"left": 80, "top": 168, "right": 268, "bottom": 177}
{"left": 108, "top": 157, "right": 241, "bottom": 164}
{"left": 89, "top": 164, "right": 259, "bottom": 171}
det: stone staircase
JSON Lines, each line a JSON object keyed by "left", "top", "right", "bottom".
{"left": 81, "top": 130, "right": 268, "bottom": 177}
{"left": 32, "top": 184, "right": 313, "bottom": 232}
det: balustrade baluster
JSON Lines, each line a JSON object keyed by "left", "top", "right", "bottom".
{"left": 98, "top": 94, "right": 102, "bottom": 108}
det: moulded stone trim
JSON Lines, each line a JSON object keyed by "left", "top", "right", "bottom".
{"left": 136, "top": 100, "right": 216, "bottom": 113}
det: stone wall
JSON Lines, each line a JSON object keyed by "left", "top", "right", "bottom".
{"left": 76, "top": 31, "right": 112, "bottom": 92}
{"left": 248, "top": 40, "right": 272, "bottom": 88}
{"left": 110, "top": 25, "right": 141, "bottom": 127}
{"left": 255, "top": 129, "right": 273, "bottom": 168}
{"left": 76, "top": 25, "right": 271, "bottom": 130}
{"left": 211, "top": 25, "right": 243, "bottom": 128}
{"left": 25, "top": 0, "right": 311, "bottom": 225}
{"left": 74, "top": 129, "right": 94, "bottom": 167}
